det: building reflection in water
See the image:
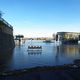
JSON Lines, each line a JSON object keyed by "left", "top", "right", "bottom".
{"left": 28, "top": 50, "right": 42, "bottom": 55}
{"left": 0, "top": 49, "right": 14, "bottom": 71}
{"left": 55, "top": 44, "right": 80, "bottom": 63}
{"left": 55, "top": 45, "right": 60, "bottom": 63}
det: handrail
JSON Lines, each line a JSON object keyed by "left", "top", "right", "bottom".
{"left": 0, "top": 18, "right": 13, "bottom": 29}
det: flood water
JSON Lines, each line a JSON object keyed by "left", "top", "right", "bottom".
{"left": 0, "top": 40, "right": 80, "bottom": 71}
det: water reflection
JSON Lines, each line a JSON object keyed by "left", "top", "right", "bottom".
{"left": 15, "top": 39, "right": 26, "bottom": 45}
{"left": 1, "top": 40, "right": 80, "bottom": 71}
{"left": 54, "top": 44, "right": 80, "bottom": 64}
{"left": 28, "top": 50, "right": 42, "bottom": 55}
{"left": 0, "top": 49, "right": 14, "bottom": 71}
{"left": 57, "top": 44, "right": 80, "bottom": 55}
{"left": 55, "top": 45, "right": 60, "bottom": 63}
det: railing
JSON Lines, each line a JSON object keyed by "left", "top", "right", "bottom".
{"left": 0, "top": 18, "right": 13, "bottom": 29}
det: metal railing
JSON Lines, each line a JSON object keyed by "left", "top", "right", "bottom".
{"left": 0, "top": 18, "right": 13, "bottom": 29}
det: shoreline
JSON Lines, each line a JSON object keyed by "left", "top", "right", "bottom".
{"left": 0, "top": 60, "right": 80, "bottom": 76}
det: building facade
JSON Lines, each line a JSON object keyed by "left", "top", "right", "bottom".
{"left": 0, "top": 18, "right": 15, "bottom": 52}
{"left": 57, "top": 32, "right": 80, "bottom": 44}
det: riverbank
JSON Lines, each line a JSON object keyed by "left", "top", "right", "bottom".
{"left": 0, "top": 60, "right": 80, "bottom": 80}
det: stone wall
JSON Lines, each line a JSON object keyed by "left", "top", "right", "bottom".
{"left": 0, "top": 20, "right": 15, "bottom": 52}
{"left": 0, "top": 20, "right": 13, "bottom": 35}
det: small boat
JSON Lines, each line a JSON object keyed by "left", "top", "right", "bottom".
{"left": 28, "top": 45, "right": 42, "bottom": 50}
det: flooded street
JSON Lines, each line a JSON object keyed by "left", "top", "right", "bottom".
{"left": 0, "top": 40, "right": 80, "bottom": 71}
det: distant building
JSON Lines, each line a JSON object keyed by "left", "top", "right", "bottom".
{"left": 56, "top": 32, "right": 80, "bottom": 44}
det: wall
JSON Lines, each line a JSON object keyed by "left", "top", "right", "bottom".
{"left": 0, "top": 20, "right": 15, "bottom": 52}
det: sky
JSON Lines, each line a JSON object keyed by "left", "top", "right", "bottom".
{"left": 0, "top": 0, "right": 80, "bottom": 37}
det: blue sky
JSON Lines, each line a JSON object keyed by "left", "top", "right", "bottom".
{"left": 0, "top": 0, "right": 80, "bottom": 37}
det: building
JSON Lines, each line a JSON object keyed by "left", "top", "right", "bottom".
{"left": 0, "top": 18, "right": 15, "bottom": 52}
{"left": 57, "top": 32, "right": 80, "bottom": 44}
